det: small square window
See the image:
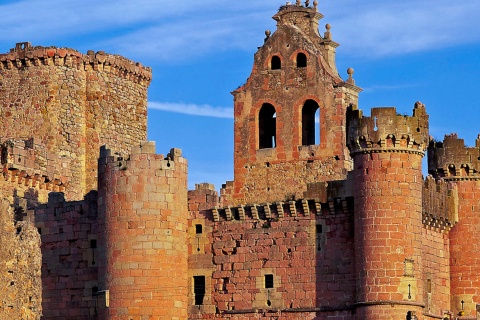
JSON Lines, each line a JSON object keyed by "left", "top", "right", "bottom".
{"left": 316, "top": 224, "right": 322, "bottom": 234}
{"left": 195, "top": 224, "right": 203, "bottom": 234}
{"left": 264, "top": 274, "right": 274, "bottom": 289}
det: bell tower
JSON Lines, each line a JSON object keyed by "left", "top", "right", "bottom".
{"left": 226, "top": 1, "right": 362, "bottom": 205}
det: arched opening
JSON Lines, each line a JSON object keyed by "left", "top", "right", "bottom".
{"left": 302, "top": 100, "right": 320, "bottom": 145}
{"left": 296, "top": 52, "right": 307, "bottom": 68}
{"left": 271, "top": 55, "right": 281, "bottom": 70}
{"left": 259, "top": 103, "right": 277, "bottom": 149}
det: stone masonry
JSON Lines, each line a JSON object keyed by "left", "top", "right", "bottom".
{"left": 0, "top": 2, "right": 480, "bottom": 320}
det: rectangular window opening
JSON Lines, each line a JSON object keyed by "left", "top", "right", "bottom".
{"left": 195, "top": 224, "right": 203, "bottom": 234}
{"left": 264, "top": 274, "right": 274, "bottom": 289}
{"left": 316, "top": 224, "right": 322, "bottom": 234}
{"left": 193, "top": 276, "right": 206, "bottom": 305}
{"left": 404, "top": 259, "right": 415, "bottom": 277}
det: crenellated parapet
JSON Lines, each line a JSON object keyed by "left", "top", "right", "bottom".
{"left": 1, "top": 138, "right": 69, "bottom": 192}
{"left": 347, "top": 102, "right": 429, "bottom": 155}
{"left": 0, "top": 42, "right": 152, "bottom": 83}
{"left": 98, "top": 142, "right": 185, "bottom": 174}
{"left": 428, "top": 134, "right": 480, "bottom": 180}
{"left": 422, "top": 176, "right": 458, "bottom": 232}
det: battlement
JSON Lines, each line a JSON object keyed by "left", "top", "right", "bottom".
{"left": 0, "top": 42, "right": 152, "bottom": 83}
{"left": 99, "top": 142, "right": 185, "bottom": 173}
{"left": 428, "top": 134, "right": 480, "bottom": 179}
{"left": 1, "top": 138, "right": 69, "bottom": 192}
{"left": 422, "top": 176, "right": 458, "bottom": 232}
{"left": 347, "top": 101, "right": 429, "bottom": 155}
{"left": 211, "top": 195, "right": 353, "bottom": 223}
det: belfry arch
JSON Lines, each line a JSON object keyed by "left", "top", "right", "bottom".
{"left": 301, "top": 99, "right": 320, "bottom": 146}
{"left": 259, "top": 103, "right": 277, "bottom": 149}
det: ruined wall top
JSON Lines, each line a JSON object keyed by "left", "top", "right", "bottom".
{"left": 428, "top": 134, "right": 480, "bottom": 179}
{"left": 347, "top": 101, "right": 430, "bottom": 155}
{"left": 0, "top": 42, "right": 152, "bottom": 82}
{"left": 274, "top": 1, "right": 322, "bottom": 37}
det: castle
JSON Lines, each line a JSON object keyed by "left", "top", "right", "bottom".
{"left": 0, "top": 2, "right": 479, "bottom": 320}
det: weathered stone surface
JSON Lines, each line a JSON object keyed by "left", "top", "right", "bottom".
{"left": 0, "top": 199, "right": 41, "bottom": 319}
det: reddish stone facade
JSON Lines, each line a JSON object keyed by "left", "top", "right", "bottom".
{"left": 0, "top": 2, "right": 479, "bottom": 320}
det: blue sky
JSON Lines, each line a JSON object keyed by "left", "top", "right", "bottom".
{"left": 1, "top": 0, "right": 479, "bottom": 190}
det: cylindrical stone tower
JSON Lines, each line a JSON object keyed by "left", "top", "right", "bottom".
{"left": 347, "top": 102, "right": 429, "bottom": 319}
{"left": 428, "top": 134, "right": 480, "bottom": 317}
{"left": 0, "top": 42, "right": 152, "bottom": 200}
{"left": 97, "top": 142, "right": 188, "bottom": 319}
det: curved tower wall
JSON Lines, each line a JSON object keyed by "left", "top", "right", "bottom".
{"left": 0, "top": 42, "right": 151, "bottom": 199}
{"left": 97, "top": 142, "right": 188, "bottom": 319}
{"left": 428, "top": 134, "right": 480, "bottom": 317}
{"left": 347, "top": 103, "right": 429, "bottom": 319}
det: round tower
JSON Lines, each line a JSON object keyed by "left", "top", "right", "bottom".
{"left": 0, "top": 42, "right": 151, "bottom": 200}
{"left": 428, "top": 134, "right": 480, "bottom": 317}
{"left": 97, "top": 142, "right": 188, "bottom": 319}
{"left": 347, "top": 102, "right": 429, "bottom": 319}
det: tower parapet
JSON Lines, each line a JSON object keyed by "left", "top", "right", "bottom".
{"left": 422, "top": 176, "right": 458, "bottom": 231}
{"left": 428, "top": 134, "right": 480, "bottom": 179}
{"left": 0, "top": 42, "right": 152, "bottom": 82}
{"left": 347, "top": 101, "right": 429, "bottom": 155}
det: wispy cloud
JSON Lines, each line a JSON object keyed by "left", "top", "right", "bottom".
{"left": 328, "top": 0, "right": 480, "bottom": 58}
{"left": 148, "top": 102, "right": 233, "bottom": 119}
{"left": 361, "top": 83, "right": 419, "bottom": 93}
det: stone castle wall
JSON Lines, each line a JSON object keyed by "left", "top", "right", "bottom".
{"left": 0, "top": 199, "right": 41, "bottom": 319}
{"left": 188, "top": 183, "right": 356, "bottom": 319}
{"left": 35, "top": 192, "right": 99, "bottom": 319}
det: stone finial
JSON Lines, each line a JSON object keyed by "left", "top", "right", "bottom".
{"left": 324, "top": 24, "right": 331, "bottom": 40}
{"left": 347, "top": 68, "right": 355, "bottom": 85}
{"left": 265, "top": 30, "right": 271, "bottom": 43}
{"left": 296, "top": 0, "right": 301, "bottom": 5}
{"left": 305, "top": 0, "right": 310, "bottom": 7}
{"left": 313, "top": 0, "right": 318, "bottom": 9}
